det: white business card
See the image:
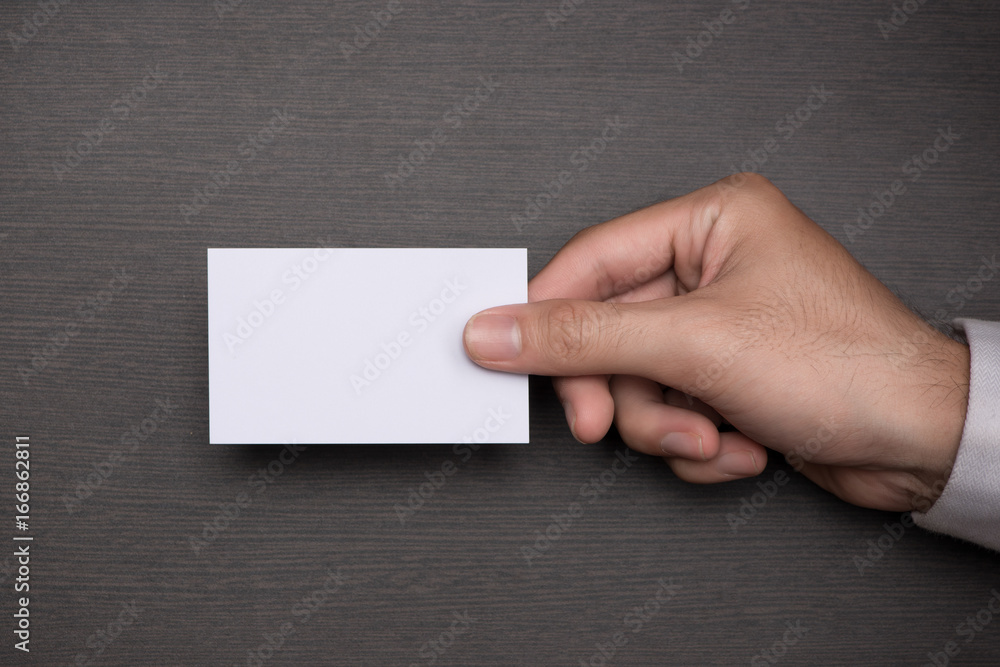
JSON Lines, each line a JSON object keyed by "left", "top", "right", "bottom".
{"left": 207, "top": 248, "right": 529, "bottom": 444}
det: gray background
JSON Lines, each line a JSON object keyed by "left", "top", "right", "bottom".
{"left": 2, "top": 1, "right": 999, "bottom": 665}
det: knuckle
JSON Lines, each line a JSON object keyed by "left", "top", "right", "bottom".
{"left": 714, "top": 171, "right": 770, "bottom": 204}
{"left": 541, "top": 301, "right": 607, "bottom": 363}
{"left": 734, "top": 171, "right": 772, "bottom": 189}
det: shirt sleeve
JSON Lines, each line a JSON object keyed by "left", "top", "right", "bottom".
{"left": 912, "top": 318, "right": 1000, "bottom": 551}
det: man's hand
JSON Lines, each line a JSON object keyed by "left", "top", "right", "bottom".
{"left": 463, "top": 174, "right": 970, "bottom": 512}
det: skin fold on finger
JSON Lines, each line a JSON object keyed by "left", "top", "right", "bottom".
{"left": 605, "top": 269, "right": 688, "bottom": 304}
{"left": 610, "top": 375, "right": 721, "bottom": 461}
{"left": 662, "top": 388, "right": 722, "bottom": 427}
{"left": 553, "top": 375, "right": 615, "bottom": 444}
{"left": 665, "top": 431, "right": 768, "bottom": 484}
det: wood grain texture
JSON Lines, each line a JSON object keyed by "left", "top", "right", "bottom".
{"left": 1, "top": 1, "right": 999, "bottom": 665}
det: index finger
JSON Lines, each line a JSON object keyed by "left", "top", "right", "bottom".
{"left": 527, "top": 182, "right": 723, "bottom": 303}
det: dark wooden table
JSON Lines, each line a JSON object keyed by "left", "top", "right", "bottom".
{"left": 2, "top": 1, "right": 998, "bottom": 664}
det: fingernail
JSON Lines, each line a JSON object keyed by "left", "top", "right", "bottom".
{"left": 715, "top": 451, "right": 760, "bottom": 477}
{"left": 660, "top": 432, "right": 704, "bottom": 460}
{"left": 465, "top": 314, "right": 521, "bottom": 361}
{"left": 563, "top": 402, "right": 583, "bottom": 443}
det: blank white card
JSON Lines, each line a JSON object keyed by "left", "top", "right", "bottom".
{"left": 207, "top": 248, "right": 529, "bottom": 444}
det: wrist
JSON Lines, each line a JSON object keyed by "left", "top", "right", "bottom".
{"left": 907, "top": 337, "right": 970, "bottom": 512}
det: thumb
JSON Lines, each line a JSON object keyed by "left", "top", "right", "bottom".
{"left": 462, "top": 298, "right": 704, "bottom": 381}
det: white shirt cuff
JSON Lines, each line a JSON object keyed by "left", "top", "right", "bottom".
{"left": 911, "top": 318, "right": 1000, "bottom": 551}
